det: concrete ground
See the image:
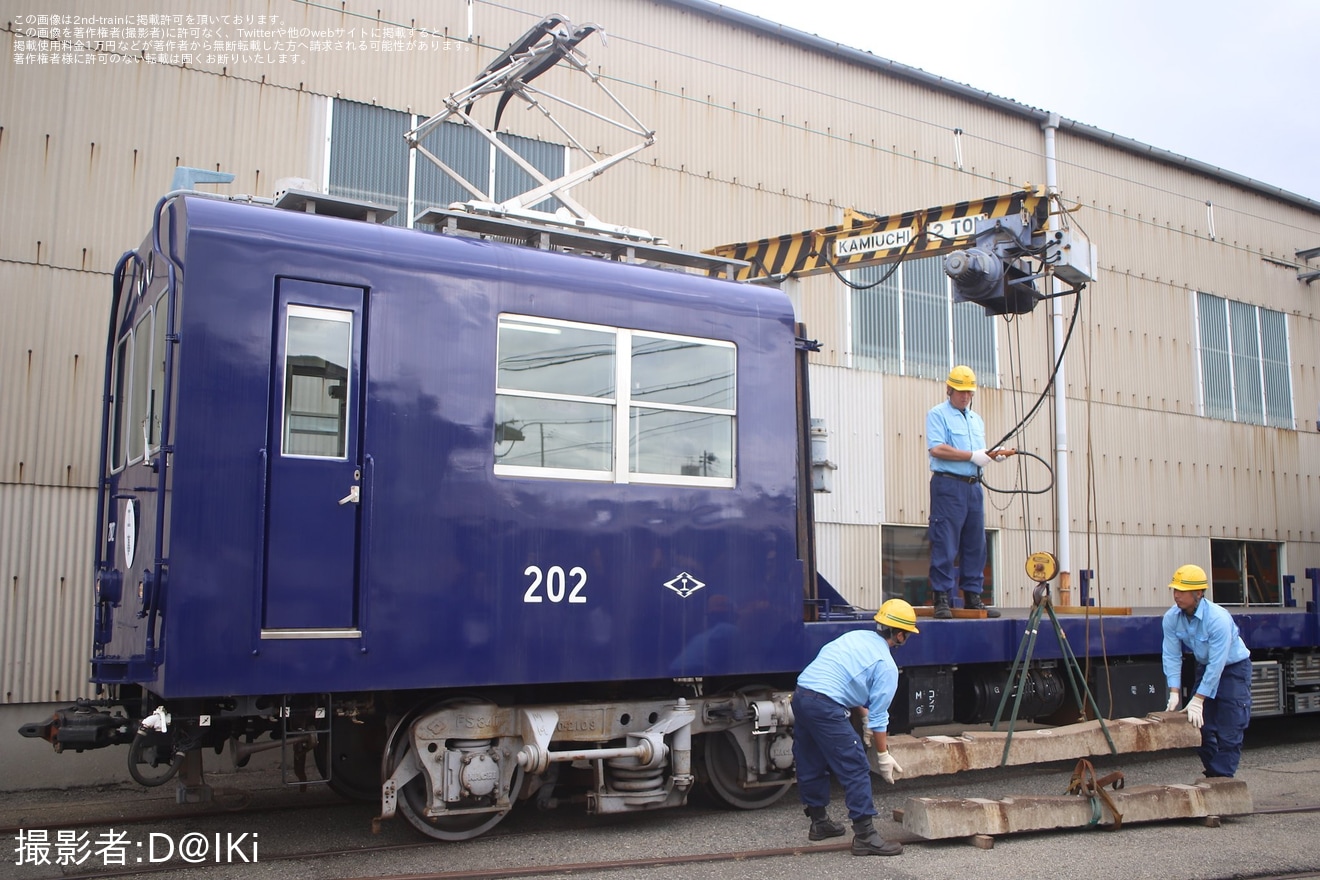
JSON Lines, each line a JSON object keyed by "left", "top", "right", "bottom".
{"left": 2, "top": 714, "right": 1318, "bottom": 880}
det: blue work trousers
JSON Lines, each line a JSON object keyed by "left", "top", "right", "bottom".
{"left": 791, "top": 687, "right": 875, "bottom": 821}
{"left": 928, "top": 475, "right": 986, "bottom": 596}
{"left": 1197, "top": 658, "right": 1252, "bottom": 778}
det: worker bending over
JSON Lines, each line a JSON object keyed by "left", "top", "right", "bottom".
{"left": 791, "top": 599, "right": 919, "bottom": 857}
{"left": 1162, "top": 563, "right": 1253, "bottom": 777}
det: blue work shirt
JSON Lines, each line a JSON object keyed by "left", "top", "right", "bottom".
{"left": 927, "top": 400, "right": 986, "bottom": 478}
{"left": 1162, "top": 597, "right": 1251, "bottom": 699}
{"left": 796, "top": 630, "right": 898, "bottom": 733}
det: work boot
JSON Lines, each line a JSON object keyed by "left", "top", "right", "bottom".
{"left": 850, "top": 817, "right": 902, "bottom": 856}
{"left": 963, "top": 591, "right": 1001, "bottom": 618}
{"left": 804, "top": 805, "right": 845, "bottom": 840}
{"left": 933, "top": 591, "right": 952, "bottom": 620}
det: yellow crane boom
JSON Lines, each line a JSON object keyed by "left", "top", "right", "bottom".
{"left": 705, "top": 190, "right": 1049, "bottom": 283}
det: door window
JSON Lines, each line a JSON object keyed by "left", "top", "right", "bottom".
{"left": 282, "top": 305, "right": 352, "bottom": 458}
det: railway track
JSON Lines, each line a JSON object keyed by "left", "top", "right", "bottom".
{"left": 11, "top": 719, "right": 1320, "bottom": 880}
{"left": 0, "top": 785, "right": 344, "bottom": 836}
{"left": 13, "top": 798, "right": 1320, "bottom": 880}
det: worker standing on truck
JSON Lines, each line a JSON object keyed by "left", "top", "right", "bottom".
{"left": 1162, "top": 563, "right": 1253, "bottom": 777}
{"left": 790, "top": 599, "right": 919, "bottom": 857}
{"left": 926, "top": 365, "right": 1006, "bottom": 619}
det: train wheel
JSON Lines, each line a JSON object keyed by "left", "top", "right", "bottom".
{"left": 698, "top": 730, "right": 793, "bottom": 809}
{"left": 382, "top": 700, "right": 522, "bottom": 841}
{"left": 314, "top": 714, "right": 386, "bottom": 803}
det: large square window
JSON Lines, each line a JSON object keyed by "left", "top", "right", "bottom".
{"left": 495, "top": 316, "right": 736, "bottom": 487}
{"left": 1196, "top": 292, "right": 1292, "bottom": 428}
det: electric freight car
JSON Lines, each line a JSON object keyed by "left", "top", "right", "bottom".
{"left": 37, "top": 190, "right": 830, "bottom": 839}
{"left": 20, "top": 190, "right": 1320, "bottom": 841}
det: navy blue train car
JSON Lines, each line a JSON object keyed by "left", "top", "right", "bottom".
{"left": 73, "top": 191, "right": 840, "bottom": 838}
{"left": 22, "top": 190, "right": 1320, "bottom": 841}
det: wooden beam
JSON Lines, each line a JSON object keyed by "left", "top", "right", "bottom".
{"left": 902, "top": 778, "right": 1252, "bottom": 840}
{"left": 880, "top": 712, "right": 1202, "bottom": 779}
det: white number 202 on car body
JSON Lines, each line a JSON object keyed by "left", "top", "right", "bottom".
{"left": 523, "top": 565, "right": 587, "bottom": 604}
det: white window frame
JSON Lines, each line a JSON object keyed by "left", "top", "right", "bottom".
{"left": 848, "top": 256, "right": 998, "bottom": 386}
{"left": 494, "top": 314, "right": 737, "bottom": 488}
{"left": 1194, "top": 292, "right": 1293, "bottom": 428}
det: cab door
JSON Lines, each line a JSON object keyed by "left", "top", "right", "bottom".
{"left": 262, "top": 279, "right": 364, "bottom": 634}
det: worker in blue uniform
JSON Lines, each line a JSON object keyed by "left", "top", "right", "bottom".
{"left": 791, "top": 598, "right": 919, "bottom": 857}
{"left": 1162, "top": 563, "right": 1253, "bottom": 777}
{"left": 926, "top": 365, "right": 1006, "bottom": 619}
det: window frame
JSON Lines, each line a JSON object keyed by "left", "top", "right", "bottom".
{"left": 110, "top": 293, "right": 166, "bottom": 473}
{"left": 280, "top": 304, "right": 354, "bottom": 461}
{"left": 849, "top": 255, "right": 999, "bottom": 386}
{"left": 327, "top": 99, "right": 567, "bottom": 228}
{"left": 1195, "top": 292, "right": 1293, "bottom": 428}
{"left": 1209, "top": 539, "right": 1282, "bottom": 607}
{"left": 880, "top": 523, "right": 997, "bottom": 607}
{"left": 493, "top": 314, "right": 737, "bottom": 488}
{"left": 125, "top": 308, "right": 154, "bottom": 464}
{"left": 110, "top": 332, "right": 132, "bottom": 473}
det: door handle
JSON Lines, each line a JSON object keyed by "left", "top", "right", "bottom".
{"left": 338, "top": 485, "right": 360, "bottom": 505}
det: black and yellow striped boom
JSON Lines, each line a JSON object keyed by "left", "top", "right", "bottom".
{"left": 704, "top": 190, "right": 1049, "bottom": 282}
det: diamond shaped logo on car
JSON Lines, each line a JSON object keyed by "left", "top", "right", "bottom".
{"left": 664, "top": 571, "right": 706, "bottom": 598}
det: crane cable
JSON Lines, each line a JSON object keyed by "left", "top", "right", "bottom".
{"left": 978, "top": 284, "right": 1083, "bottom": 498}
{"left": 819, "top": 227, "right": 922, "bottom": 290}
{"left": 979, "top": 239, "right": 1114, "bottom": 709}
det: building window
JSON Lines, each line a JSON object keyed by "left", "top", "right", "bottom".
{"left": 1196, "top": 292, "right": 1292, "bottom": 427}
{"left": 328, "top": 98, "right": 565, "bottom": 227}
{"left": 851, "top": 256, "right": 997, "bottom": 385}
{"left": 494, "top": 315, "right": 736, "bottom": 486}
{"left": 1210, "top": 539, "right": 1281, "bottom": 606}
{"left": 327, "top": 100, "right": 411, "bottom": 226}
{"left": 881, "top": 524, "right": 996, "bottom": 607}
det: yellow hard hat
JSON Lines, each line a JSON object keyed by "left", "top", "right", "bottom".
{"left": 947, "top": 365, "right": 977, "bottom": 392}
{"left": 1169, "top": 564, "right": 1208, "bottom": 592}
{"left": 874, "top": 598, "right": 920, "bottom": 634}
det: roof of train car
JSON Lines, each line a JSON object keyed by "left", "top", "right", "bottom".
{"left": 166, "top": 194, "right": 797, "bottom": 327}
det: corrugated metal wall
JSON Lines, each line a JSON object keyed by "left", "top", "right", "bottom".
{"left": 3, "top": 0, "right": 1319, "bottom": 702}
{"left": 0, "top": 260, "right": 104, "bottom": 702}
{"left": 0, "top": 484, "right": 96, "bottom": 702}
{"left": 808, "top": 365, "right": 887, "bottom": 527}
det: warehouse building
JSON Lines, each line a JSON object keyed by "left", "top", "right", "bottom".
{"left": 2, "top": 0, "right": 1318, "bottom": 785}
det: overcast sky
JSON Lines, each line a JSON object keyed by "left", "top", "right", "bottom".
{"left": 718, "top": 0, "right": 1320, "bottom": 202}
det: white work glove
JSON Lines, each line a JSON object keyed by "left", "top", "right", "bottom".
{"left": 1186, "top": 695, "right": 1205, "bottom": 729}
{"left": 970, "top": 449, "right": 993, "bottom": 467}
{"left": 1165, "top": 690, "right": 1181, "bottom": 712}
{"left": 874, "top": 751, "right": 903, "bottom": 785}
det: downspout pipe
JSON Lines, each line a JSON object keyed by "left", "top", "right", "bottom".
{"left": 1043, "top": 112, "right": 1073, "bottom": 603}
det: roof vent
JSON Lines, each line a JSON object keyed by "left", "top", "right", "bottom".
{"left": 272, "top": 181, "right": 397, "bottom": 224}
